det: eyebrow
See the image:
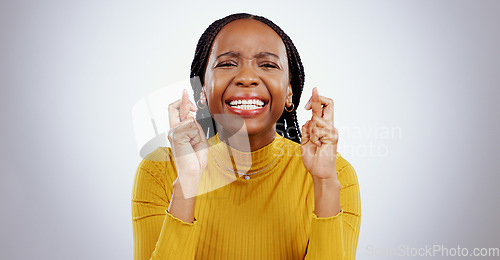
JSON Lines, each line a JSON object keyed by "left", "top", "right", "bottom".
{"left": 215, "top": 51, "right": 280, "bottom": 60}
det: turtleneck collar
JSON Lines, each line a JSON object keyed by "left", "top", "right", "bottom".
{"left": 207, "top": 132, "right": 286, "bottom": 180}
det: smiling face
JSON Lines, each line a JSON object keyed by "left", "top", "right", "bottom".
{"left": 203, "top": 19, "right": 292, "bottom": 140}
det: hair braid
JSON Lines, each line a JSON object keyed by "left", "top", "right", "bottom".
{"left": 190, "top": 13, "right": 305, "bottom": 143}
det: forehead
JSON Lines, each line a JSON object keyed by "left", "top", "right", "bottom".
{"left": 210, "top": 19, "right": 287, "bottom": 58}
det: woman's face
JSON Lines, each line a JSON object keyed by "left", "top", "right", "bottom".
{"left": 203, "top": 19, "right": 292, "bottom": 138}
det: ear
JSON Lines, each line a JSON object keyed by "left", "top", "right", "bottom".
{"left": 285, "top": 84, "right": 293, "bottom": 106}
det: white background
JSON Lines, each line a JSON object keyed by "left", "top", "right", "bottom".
{"left": 1, "top": 0, "right": 499, "bottom": 259}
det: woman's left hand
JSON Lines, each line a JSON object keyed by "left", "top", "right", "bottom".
{"left": 301, "top": 87, "right": 339, "bottom": 181}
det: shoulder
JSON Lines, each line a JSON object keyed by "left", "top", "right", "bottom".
{"left": 336, "top": 153, "right": 354, "bottom": 173}
{"left": 137, "top": 147, "right": 173, "bottom": 170}
{"left": 335, "top": 153, "right": 359, "bottom": 187}
{"left": 134, "top": 147, "right": 177, "bottom": 187}
{"left": 141, "top": 147, "right": 172, "bottom": 163}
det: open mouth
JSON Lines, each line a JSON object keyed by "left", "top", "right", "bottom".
{"left": 227, "top": 99, "right": 266, "bottom": 110}
{"left": 225, "top": 96, "right": 269, "bottom": 116}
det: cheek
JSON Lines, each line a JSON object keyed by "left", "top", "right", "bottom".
{"left": 204, "top": 81, "right": 225, "bottom": 113}
{"left": 212, "top": 70, "right": 233, "bottom": 85}
{"left": 207, "top": 72, "right": 234, "bottom": 103}
{"left": 205, "top": 90, "right": 220, "bottom": 112}
{"left": 272, "top": 96, "right": 286, "bottom": 112}
{"left": 266, "top": 78, "right": 289, "bottom": 102}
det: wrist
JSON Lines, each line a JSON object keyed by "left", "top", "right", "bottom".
{"left": 312, "top": 177, "right": 341, "bottom": 218}
{"left": 172, "top": 176, "right": 200, "bottom": 199}
{"left": 168, "top": 184, "right": 197, "bottom": 223}
{"left": 312, "top": 176, "right": 341, "bottom": 189}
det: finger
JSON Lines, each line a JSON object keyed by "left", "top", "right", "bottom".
{"left": 304, "top": 87, "right": 319, "bottom": 108}
{"left": 301, "top": 120, "right": 311, "bottom": 145}
{"left": 168, "top": 99, "right": 182, "bottom": 128}
{"left": 179, "top": 89, "right": 191, "bottom": 121}
{"left": 189, "top": 96, "right": 197, "bottom": 112}
{"left": 304, "top": 90, "right": 314, "bottom": 110}
{"left": 317, "top": 96, "right": 333, "bottom": 122}
{"left": 186, "top": 112, "right": 195, "bottom": 119}
{"left": 312, "top": 115, "right": 333, "bottom": 128}
{"left": 192, "top": 120, "right": 209, "bottom": 167}
{"left": 306, "top": 96, "right": 331, "bottom": 108}
{"left": 306, "top": 95, "right": 334, "bottom": 122}
{"left": 171, "top": 117, "right": 204, "bottom": 144}
{"left": 191, "top": 119, "right": 208, "bottom": 148}
{"left": 304, "top": 119, "right": 320, "bottom": 146}
{"left": 309, "top": 123, "right": 323, "bottom": 146}
{"left": 170, "top": 117, "right": 198, "bottom": 138}
{"left": 310, "top": 117, "right": 339, "bottom": 145}
{"left": 310, "top": 88, "right": 322, "bottom": 118}
{"left": 168, "top": 118, "right": 199, "bottom": 146}
{"left": 314, "top": 128, "right": 338, "bottom": 145}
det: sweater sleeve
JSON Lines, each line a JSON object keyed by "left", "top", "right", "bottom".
{"left": 305, "top": 157, "right": 361, "bottom": 260}
{"left": 131, "top": 148, "right": 199, "bottom": 260}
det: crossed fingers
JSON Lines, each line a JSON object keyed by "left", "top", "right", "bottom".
{"left": 302, "top": 88, "right": 337, "bottom": 146}
{"left": 168, "top": 89, "right": 198, "bottom": 128}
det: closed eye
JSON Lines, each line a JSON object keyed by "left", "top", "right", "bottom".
{"left": 216, "top": 62, "right": 237, "bottom": 68}
{"left": 260, "top": 63, "right": 279, "bottom": 69}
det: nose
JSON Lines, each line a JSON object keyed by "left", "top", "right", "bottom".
{"left": 234, "top": 65, "right": 260, "bottom": 87}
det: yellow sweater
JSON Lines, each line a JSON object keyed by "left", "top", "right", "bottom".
{"left": 132, "top": 132, "right": 361, "bottom": 259}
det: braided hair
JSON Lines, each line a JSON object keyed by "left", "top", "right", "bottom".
{"left": 190, "top": 13, "right": 305, "bottom": 143}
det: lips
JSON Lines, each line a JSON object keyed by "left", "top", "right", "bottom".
{"left": 225, "top": 94, "right": 269, "bottom": 117}
{"left": 228, "top": 99, "right": 265, "bottom": 109}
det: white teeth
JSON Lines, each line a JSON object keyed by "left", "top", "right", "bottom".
{"left": 231, "top": 104, "right": 260, "bottom": 110}
{"left": 228, "top": 99, "right": 265, "bottom": 109}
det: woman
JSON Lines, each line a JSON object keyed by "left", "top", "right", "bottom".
{"left": 132, "top": 13, "right": 361, "bottom": 259}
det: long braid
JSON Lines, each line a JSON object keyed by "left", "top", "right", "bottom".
{"left": 252, "top": 16, "right": 304, "bottom": 143}
{"left": 190, "top": 13, "right": 305, "bottom": 143}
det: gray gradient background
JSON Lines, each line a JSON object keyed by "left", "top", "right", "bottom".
{"left": 1, "top": 0, "right": 499, "bottom": 259}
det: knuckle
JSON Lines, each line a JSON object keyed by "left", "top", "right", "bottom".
{"left": 167, "top": 129, "right": 175, "bottom": 141}
{"left": 332, "top": 130, "right": 339, "bottom": 139}
{"left": 184, "top": 117, "right": 195, "bottom": 126}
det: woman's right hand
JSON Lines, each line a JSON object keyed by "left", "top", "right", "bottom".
{"left": 167, "top": 89, "right": 208, "bottom": 197}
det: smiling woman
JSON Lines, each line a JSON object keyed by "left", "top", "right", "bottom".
{"left": 203, "top": 18, "right": 292, "bottom": 151}
{"left": 132, "top": 13, "right": 361, "bottom": 259}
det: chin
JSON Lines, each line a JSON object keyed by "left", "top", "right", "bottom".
{"left": 216, "top": 119, "right": 265, "bottom": 137}
{"left": 239, "top": 119, "right": 276, "bottom": 137}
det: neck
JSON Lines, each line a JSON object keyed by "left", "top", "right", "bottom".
{"left": 217, "top": 126, "right": 276, "bottom": 152}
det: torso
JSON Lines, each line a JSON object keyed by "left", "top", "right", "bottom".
{"left": 187, "top": 133, "right": 315, "bottom": 259}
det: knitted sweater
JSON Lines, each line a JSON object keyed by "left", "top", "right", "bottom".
{"left": 132, "top": 132, "right": 361, "bottom": 259}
